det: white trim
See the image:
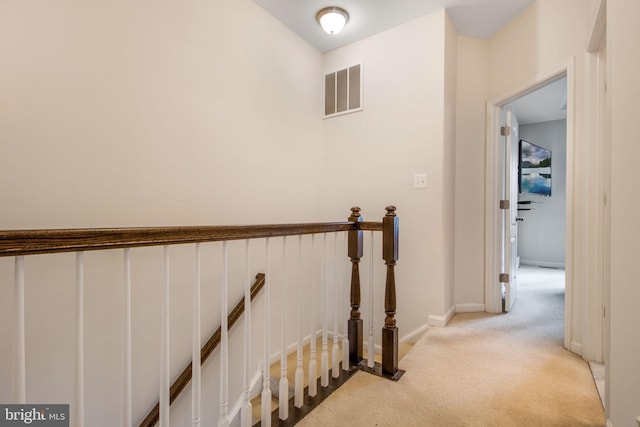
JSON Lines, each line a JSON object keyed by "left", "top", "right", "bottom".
{"left": 485, "top": 103, "right": 503, "bottom": 314}
{"left": 229, "top": 366, "right": 263, "bottom": 425}
{"left": 565, "top": 58, "right": 576, "bottom": 353}
{"left": 570, "top": 340, "right": 583, "bottom": 356}
{"left": 269, "top": 330, "right": 322, "bottom": 366}
{"left": 401, "top": 323, "right": 429, "bottom": 343}
{"left": 455, "top": 303, "right": 486, "bottom": 313}
{"left": 581, "top": 47, "right": 607, "bottom": 364}
{"left": 606, "top": 419, "right": 614, "bottom": 427}
{"left": 428, "top": 305, "right": 456, "bottom": 327}
{"left": 519, "top": 260, "right": 565, "bottom": 269}
{"left": 485, "top": 59, "right": 576, "bottom": 352}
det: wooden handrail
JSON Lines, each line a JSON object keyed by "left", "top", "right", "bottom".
{"left": 0, "top": 222, "right": 359, "bottom": 257}
{"left": 139, "top": 272, "right": 266, "bottom": 427}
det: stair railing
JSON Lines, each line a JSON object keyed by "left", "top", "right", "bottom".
{"left": 0, "top": 206, "right": 400, "bottom": 426}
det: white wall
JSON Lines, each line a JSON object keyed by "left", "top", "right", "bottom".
{"left": 443, "top": 12, "right": 458, "bottom": 317}
{"left": 606, "top": 0, "right": 640, "bottom": 425}
{"left": 0, "top": 0, "right": 326, "bottom": 425}
{"left": 0, "top": 0, "right": 324, "bottom": 229}
{"left": 321, "top": 9, "right": 456, "bottom": 337}
{"left": 517, "top": 119, "right": 567, "bottom": 268}
{"left": 454, "top": 36, "right": 489, "bottom": 309}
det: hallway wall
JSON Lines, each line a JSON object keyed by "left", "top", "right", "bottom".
{"left": 321, "top": 9, "right": 457, "bottom": 337}
{"left": 454, "top": 36, "right": 490, "bottom": 310}
{"left": 606, "top": 0, "right": 640, "bottom": 424}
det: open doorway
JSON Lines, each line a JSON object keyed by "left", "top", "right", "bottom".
{"left": 484, "top": 60, "right": 575, "bottom": 351}
{"left": 507, "top": 76, "right": 568, "bottom": 313}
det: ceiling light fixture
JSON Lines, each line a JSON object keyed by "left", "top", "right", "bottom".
{"left": 316, "top": 7, "right": 349, "bottom": 35}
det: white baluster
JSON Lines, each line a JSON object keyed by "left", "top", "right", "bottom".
{"left": 308, "top": 235, "right": 317, "bottom": 397}
{"left": 342, "top": 232, "right": 349, "bottom": 372}
{"left": 294, "top": 235, "right": 304, "bottom": 408}
{"left": 75, "top": 251, "right": 85, "bottom": 427}
{"left": 219, "top": 242, "right": 230, "bottom": 427}
{"left": 261, "top": 238, "right": 272, "bottom": 427}
{"left": 241, "top": 240, "right": 252, "bottom": 427}
{"left": 14, "top": 256, "right": 26, "bottom": 403}
{"left": 332, "top": 232, "right": 340, "bottom": 378}
{"left": 321, "top": 234, "right": 329, "bottom": 388}
{"left": 368, "top": 231, "right": 375, "bottom": 368}
{"left": 123, "top": 249, "right": 132, "bottom": 427}
{"left": 160, "top": 246, "right": 170, "bottom": 427}
{"left": 193, "top": 244, "right": 201, "bottom": 427}
{"left": 279, "top": 237, "right": 289, "bottom": 420}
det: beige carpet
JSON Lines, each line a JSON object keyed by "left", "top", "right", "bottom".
{"left": 298, "top": 267, "right": 605, "bottom": 426}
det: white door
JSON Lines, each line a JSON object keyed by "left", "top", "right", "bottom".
{"left": 502, "top": 106, "right": 519, "bottom": 311}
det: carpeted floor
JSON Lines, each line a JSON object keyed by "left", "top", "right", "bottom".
{"left": 297, "top": 266, "right": 605, "bottom": 426}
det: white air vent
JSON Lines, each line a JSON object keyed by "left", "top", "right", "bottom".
{"left": 324, "top": 63, "right": 362, "bottom": 118}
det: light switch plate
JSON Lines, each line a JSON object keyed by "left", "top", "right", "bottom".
{"left": 413, "top": 174, "right": 428, "bottom": 189}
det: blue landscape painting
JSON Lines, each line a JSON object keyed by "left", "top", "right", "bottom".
{"left": 520, "top": 140, "right": 551, "bottom": 196}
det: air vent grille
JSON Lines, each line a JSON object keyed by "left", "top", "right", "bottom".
{"left": 324, "top": 63, "right": 362, "bottom": 118}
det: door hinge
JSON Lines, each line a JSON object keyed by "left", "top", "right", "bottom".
{"left": 499, "top": 200, "right": 510, "bottom": 210}
{"left": 499, "top": 273, "right": 510, "bottom": 283}
{"left": 500, "top": 126, "right": 511, "bottom": 136}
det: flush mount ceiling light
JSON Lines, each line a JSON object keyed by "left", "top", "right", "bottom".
{"left": 316, "top": 7, "right": 349, "bottom": 35}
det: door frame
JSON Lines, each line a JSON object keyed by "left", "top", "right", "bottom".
{"left": 484, "top": 58, "right": 575, "bottom": 351}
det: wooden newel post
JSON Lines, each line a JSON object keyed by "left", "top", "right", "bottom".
{"left": 382, "top": 206, "right": 399, "bottom": 376}
{"left": 348, "top": 206, "right": 364, "bottom": 365}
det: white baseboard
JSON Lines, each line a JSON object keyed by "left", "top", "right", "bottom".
{"left": 428, "top": 305, "right": 456, "bottom": 327}
{"left": 570, "top": 341, "right": 583, "bottom": 356}
{"left": 455, "top": 303, "right": 486, "bottom": 313}
{"left": 363, "top": 341, "right": 382, "bottom": 355}
{"left": 229, "top": 365, "right": 263, "bottom": 424}
{"left": 268, "top": 329, "right": 328, "bottom": 366}
{"left": 401, "top": 323, "right": 429, "bottom": 343}
{"left": 520, "top": 259, "right": 565, "bottom": 269}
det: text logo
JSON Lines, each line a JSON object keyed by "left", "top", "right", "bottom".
{"left": 0, "top": 405, "right": 68, "bottom": 426}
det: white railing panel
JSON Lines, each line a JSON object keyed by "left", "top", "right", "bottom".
{"left": 294, "top": 235, "right": 304, "bottom": 408}
{"left": 342, "top": 233, "right": 349, "bottom": 372}
{"left": 241, "top": 240, "right": 252, "bottom": 427}
{"left": 159, "top": 246, "right": 170, "bottom": 427}
{"left": 122, "top": 249, "right": 132, "bottom": 427}
{"left": 278, "top": 237, "right": 289, "bottom": 420}
{"left": 13, "top": 256, "right": 26, "bottom": 404}
{"left": 219, "top": 242, "right": 230, "bottom": 427}
{"left": 332, "top": 232, "right": 340, "bottom": 378}
{"left": 260, "top": 238, "right": 272, "bottom": 427}
{"left": 192, "top": 244, "right": 202, "bottom": 427}
{"left": 75, "top": 251, "right": 85, "bottom": 427}
{"left": 320, "top": 234, "right": 329, "bottom": 388}
{"left": 308, "top": 234, "right": 317, "bottom": 397}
